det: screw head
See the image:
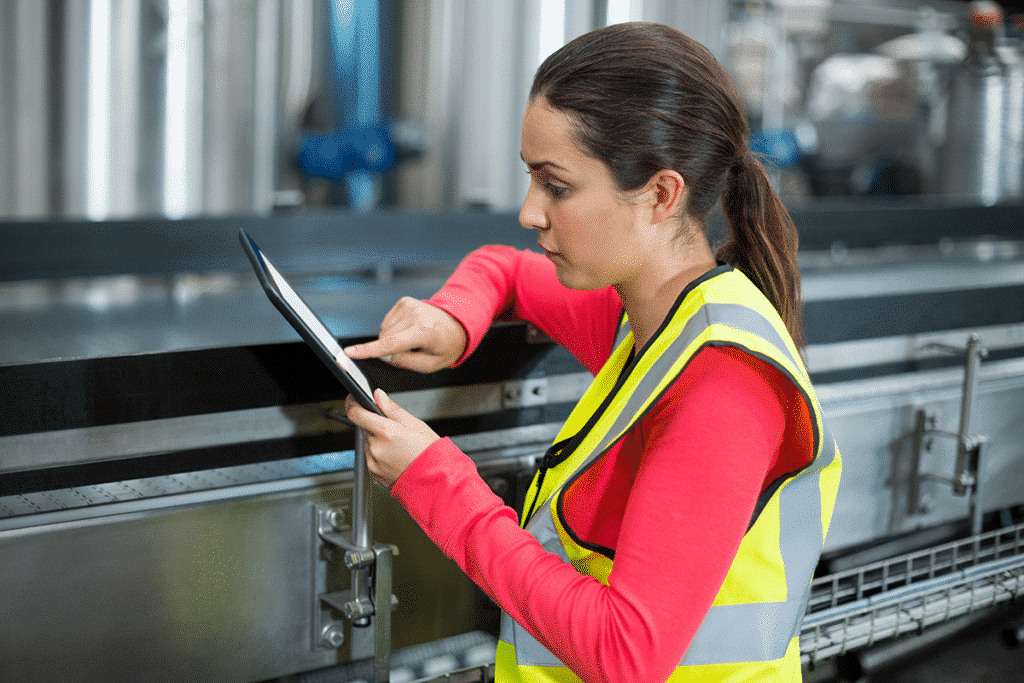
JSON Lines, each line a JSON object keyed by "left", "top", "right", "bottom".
{"left": 322, "top": 625, "right": 345, "bottom": 648}
{"left": 326, "top": 507, "right": 348, "bottom": 530}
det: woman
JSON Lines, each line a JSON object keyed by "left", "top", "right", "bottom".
{"left": 344, "top": 23, "right": 841, "bottom": 683}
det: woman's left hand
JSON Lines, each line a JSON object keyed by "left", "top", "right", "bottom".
{"left": 344, "top": 388, "right": 441, "bottom": 488}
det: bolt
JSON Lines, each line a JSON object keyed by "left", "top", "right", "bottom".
{"left": 321, "top": 625, "right": 345, "bottom": 648}
{"left": 342, "top": 598, "right": 374, "bottom": 621}
{"left": 326, "top": 507, "right": 347, "bottom": 530}
{"left": 343, "top": 548, "right": 375, "bottom": 569}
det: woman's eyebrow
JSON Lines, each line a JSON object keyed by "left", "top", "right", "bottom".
{"left": 520, "top": 153, "right": 569, "bottom": 173}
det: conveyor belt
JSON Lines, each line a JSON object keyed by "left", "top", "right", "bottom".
{"left": 0, "top": 422, "right": 559, "bottom": 531}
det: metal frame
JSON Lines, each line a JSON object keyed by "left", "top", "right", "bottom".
{"left": 2, "top": 200, "right": 1023, "bottom": 680}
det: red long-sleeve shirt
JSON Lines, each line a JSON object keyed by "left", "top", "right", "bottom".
{"left": 391, "top": 246, "right": 813, "bottom": 683}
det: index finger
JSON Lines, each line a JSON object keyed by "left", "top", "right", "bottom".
{"left": 344, "top": 325, "right": 424, "bottom": 360}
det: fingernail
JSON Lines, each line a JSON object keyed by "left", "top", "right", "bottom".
{"left": 375, "top": 388, "right": 388, "bottom": 401}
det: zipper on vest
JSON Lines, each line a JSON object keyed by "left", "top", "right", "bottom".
{"left": 522, "top": 435, "right": 577, "bottom": 526}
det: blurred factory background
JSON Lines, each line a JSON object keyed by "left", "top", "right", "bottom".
{"left": 5, "top": 0, "right": 1024, "bottom": 219}
{"left": 2, "top": 1, "right": 1024, "bottom": 683}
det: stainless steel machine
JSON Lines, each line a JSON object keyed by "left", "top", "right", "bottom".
{"left": 2, "top": 202, "right": 1023, "bottom": 682}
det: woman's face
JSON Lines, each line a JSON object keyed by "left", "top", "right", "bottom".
{"left": 519, "top": 97, "right": 659, "bottom": 291}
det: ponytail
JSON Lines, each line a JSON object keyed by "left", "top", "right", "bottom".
{"left": 719, "top": 150, "right": 805, "bottom": 349}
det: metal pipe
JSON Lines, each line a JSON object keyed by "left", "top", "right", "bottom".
{"left": 351, "top": 429, "right": 372, "bottom": 627}
{"left": 953, "top": 335, "right": 986, "bottom": 494}
{"left": 969, "top": 440, "right": 987, "bottom": 536}
{"left": 353, "top": 429, "right": 371, "bottom": 548}
{"left": 252, "top": 0, "right": 279, "bottom": 214}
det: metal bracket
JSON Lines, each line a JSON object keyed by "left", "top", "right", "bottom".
{"left": 909, "top": 335, "right": 990, "bottom": 534}
{"left": 318, "top": 518, "right": 400, "bottom": 619}
{"left": 311, "top": 430, "right": 398, "bottom": 683}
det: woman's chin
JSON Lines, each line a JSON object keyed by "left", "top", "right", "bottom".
{"left": 553, "top": 265, "right": 599, "bottom": 291}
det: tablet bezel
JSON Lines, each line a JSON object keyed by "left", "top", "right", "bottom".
{"left": 239, "top": 228, "right": 382, "bottom": 415}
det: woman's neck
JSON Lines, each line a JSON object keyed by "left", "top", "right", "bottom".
{"left": 616, "top": 241, "right": 717, "bottom": 352}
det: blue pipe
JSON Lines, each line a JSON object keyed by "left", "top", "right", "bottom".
{"left": 298, "top": 0, "right": 384, "bottom": 209}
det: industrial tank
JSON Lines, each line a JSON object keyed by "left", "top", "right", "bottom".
{"left": 0, "top": 0, "right": 319, "bottom": 220}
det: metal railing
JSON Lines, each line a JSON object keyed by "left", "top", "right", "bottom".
{"left": 800, "top": 522, "right": 1024, "bottom": 664}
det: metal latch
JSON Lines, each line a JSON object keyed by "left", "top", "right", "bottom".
{"left": 909, "top": 335, "right": 989, "bottom": 535}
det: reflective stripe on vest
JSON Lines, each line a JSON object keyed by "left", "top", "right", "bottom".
{"left": 496, "top": 266, "right": 842, "bottom": 682}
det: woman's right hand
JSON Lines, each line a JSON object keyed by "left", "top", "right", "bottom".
{"left": 343, "top": 297, "right": 468, "bottom": 373}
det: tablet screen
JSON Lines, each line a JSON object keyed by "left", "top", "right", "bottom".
{"left": 256, "top": 241, "right": 376, "bottom": 401}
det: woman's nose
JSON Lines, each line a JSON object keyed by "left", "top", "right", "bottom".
{"left": 519, "top": 187, "right": 547, "bottom": 231}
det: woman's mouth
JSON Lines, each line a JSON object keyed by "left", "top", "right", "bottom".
{"left": 540, "top": 244, "right": 562, "bottom": 259}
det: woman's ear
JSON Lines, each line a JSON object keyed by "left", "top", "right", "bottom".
{"left": 646, "top": 169, "right": 686, "bottom": 225}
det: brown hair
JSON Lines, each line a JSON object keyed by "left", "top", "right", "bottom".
{"left": 531, "top": 22, "right": 804, "bottom": 348}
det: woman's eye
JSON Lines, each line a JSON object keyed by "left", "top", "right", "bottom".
{"left": 545, "top": 182, "right": 568, "bottom": 199}
{"left": 525, "top": 169, "right": 568, "bottom": 199}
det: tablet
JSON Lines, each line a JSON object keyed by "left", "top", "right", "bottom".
{"left": 239, "top": 228, "right": 382, "bottom": 415}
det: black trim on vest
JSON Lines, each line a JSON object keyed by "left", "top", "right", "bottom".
{"left": 554, "top": 355, "right": 688, "bottom": 561}
{"left": 555, "top": 336, "right": 820, "bottom": 559}
{"left": 703, "top": 340, "right": 821, "bottom": 532}
{"left": 615, "top": 306, "right": 627, "bottom": 340}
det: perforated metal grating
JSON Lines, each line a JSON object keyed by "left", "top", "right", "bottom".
{"left": 801, "top": 522, "right": 1024, "bottom": 663}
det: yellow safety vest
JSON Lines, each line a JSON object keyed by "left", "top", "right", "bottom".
{"left": 496, "top": 266, "right": 842, "bottom": 682}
